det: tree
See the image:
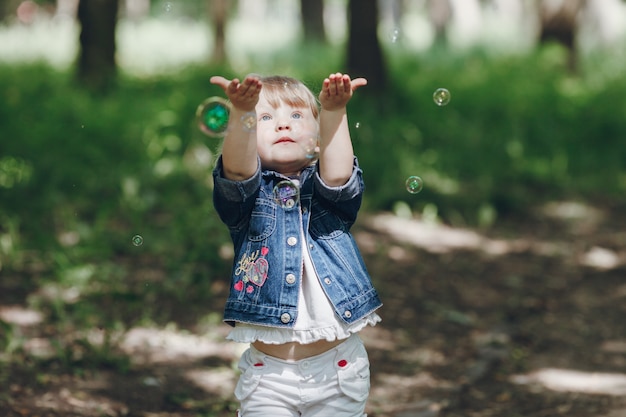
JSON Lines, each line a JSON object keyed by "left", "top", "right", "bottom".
{"left": 346, "top": 0, "right": 386, "bottom": 91}
{"left": 76, "top": 0, "right": 119, "bottom": 91}
{"left": 537, "top": 0, "right": 585, "bottom": 73}
{"left": 300, "top": 0, "right": 326, "bottom": 43}
{"left": 209, "top": 0, "right": 228, "bottom": 63}
{"left": 427, "top": 0, "right": 453, "bottom": 46}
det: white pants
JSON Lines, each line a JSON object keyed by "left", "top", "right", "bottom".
{"left": 235, "top": 334, "right": 369, "bottom": 417}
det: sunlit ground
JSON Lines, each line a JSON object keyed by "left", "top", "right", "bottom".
{"left": 511, "top": 368, "right": 626, "bottom": 396}
{"left": 9, "top": 0, "right": 626, "bottom": 76}
{"left": 0, "top": 8, "right": 300, "bottom": 75}
{"left": 1, "top": 0, "right": 625, "bottom": 83}
{"left": 2, "top": 201, "right": 626, "bottom": 409}
{"left": 363, "top": 200, "right": 626, "bottom": 270}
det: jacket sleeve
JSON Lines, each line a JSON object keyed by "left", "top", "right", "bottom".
{"left": 212, "top": 155, "right": 262, "bottom": 230}
{"left": 313, "top": 157, "right": 364, "bottom": 225}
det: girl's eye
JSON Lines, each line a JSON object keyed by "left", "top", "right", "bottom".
{"left": 260, "top": 114, "right": 272, "bottom": 121}
{"left": 291, "top": 112, "right": 303, "bottom": 120}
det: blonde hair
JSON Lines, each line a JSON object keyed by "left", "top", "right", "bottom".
{"left": 260, "top": 76, "right": 319, "bottom": 121}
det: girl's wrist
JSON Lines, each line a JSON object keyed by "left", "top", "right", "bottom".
{"left": 320, "top": 106, "right": 347, "bottom": 113}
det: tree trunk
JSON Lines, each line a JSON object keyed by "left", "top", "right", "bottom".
{"left": 76, "top": 0, "right": 119, "bottom": 92}
{"left": 300, "top": 0, "right": 326, "bottom": 43}
{"left": 538, "top": 0, "right": 585, "bottom": 73}
{"left": 428, "top": 0, "right": 452, "bottom": 47}
{"left": 209, "top": 0, "right": 228, "bottom": 63}
{"left": 346, "top": 0, "right": 386, "bottom": 91}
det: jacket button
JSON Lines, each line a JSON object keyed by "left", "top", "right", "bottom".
{"left": 280, "top": 313, "right": 291, "bottom": 323}
{"left": 324, "top": 278, "right": 331, "bottom": 285}
{"left": 286, "top": 273, "right": 296, "bottom": 284}
{"left": 343, "top": 310, "right": 352, "bottom": 319}
{"left": 287, "top": 236, "right": 297, "bottom": 246}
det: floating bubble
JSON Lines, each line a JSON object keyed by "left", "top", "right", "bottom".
{"left": 273, "top": 180, "right": 300, "bottom": 209}
{"left": 302, "top": 136, "right": 319, "bottom": 159}
{"left": 163, "top": 2, "right": 172, "bottom": 12}
{"left": 290, "top": 123, "right": 318, "bottom": 159}
{"left": 433, "top": 88, "right": 451, "bottom": 106}
{"left": 240, "top": 112, "right": 257, "bottom": 132}
{"left": 355, "top": 122, "right": 360, "bottom": 129}
{"left": 196, "top": 97, "right": 231, "bottom": 137}
{"left": 390, "top": 28, "right": 401, "bottom": 43}
{"left": 132, "top": 234, "right": 144, "bottom": 246}
{"left": 405, "top": 176, "right": 424, "bottom": 194}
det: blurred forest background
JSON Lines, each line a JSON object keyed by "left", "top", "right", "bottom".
{"left": 1, "top": 0, "right": 626, "bottom": 416}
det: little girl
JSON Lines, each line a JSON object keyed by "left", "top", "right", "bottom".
{"left": 210, "top": 72, "right": 382, "bottom": 417}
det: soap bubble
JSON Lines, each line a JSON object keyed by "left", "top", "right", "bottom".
{"left": 390, "top": 28, "right": 401, "bottom": 43}
{"left": 302, "top": 136, "right": 319, "bottom": 159}
{"left": 433, "top": 88, "right": 451, "bottom": 106}
{"left": 273, "top": 180, "right": 300, "bottom": 209}
{"left": 355, "top": 122, "right": 360, "bottom": 129}
{"left": 132, "top": 235, "right": 144, "bottom": 246}
{"left": 163, "top": 2, "right": 172, "bottom": 12}
{"left": 405, "top": 176, "right": 424, "bottom": 194}
{"left": 240, "top": 112, "right": 257, "bottom": 132}
{"left": 196, "top": 97, "right": 230, "bottom": 137}
{"left": 290, "top": 123, "right": 318, "bottom": 159}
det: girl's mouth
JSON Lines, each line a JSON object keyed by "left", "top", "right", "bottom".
{"left": 276, "top": 137, "right": 295, "bottom": 144}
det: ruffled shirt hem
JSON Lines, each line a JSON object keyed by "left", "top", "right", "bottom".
{"left": 226, "top": 312, "right": 381, "bottom": 345}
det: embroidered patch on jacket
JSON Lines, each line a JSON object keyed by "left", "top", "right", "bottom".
{"left": 234, "top": 247, "right": 270, "bottom": 291}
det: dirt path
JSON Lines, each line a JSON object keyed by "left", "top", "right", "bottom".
{"left": 2, "top": 201, "right": 626, "bottom": 416}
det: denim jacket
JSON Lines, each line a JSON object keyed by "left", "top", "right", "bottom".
{"left": 212, "top": 156, "right": 382, "bottom": 328}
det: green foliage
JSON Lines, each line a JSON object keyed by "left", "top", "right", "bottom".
{"left": 352, "top": 45, "right": 626, "bottom": 224}
{"left": 0, "top": 63, "right": 233, "bottom": 336}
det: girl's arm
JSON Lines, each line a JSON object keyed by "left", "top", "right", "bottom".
{"left": 210, "top": 75, "right": 262, "bottom": 181}
{"left": 317, "top": 73, "right": 367, "bottom": 187}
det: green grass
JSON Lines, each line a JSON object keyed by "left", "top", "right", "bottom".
{"left": 351, "top": 44, "right": 626, "bottom": 222}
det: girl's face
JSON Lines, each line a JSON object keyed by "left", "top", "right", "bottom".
{"left": 255, "top": 94, "right": 319, "bottom": 176}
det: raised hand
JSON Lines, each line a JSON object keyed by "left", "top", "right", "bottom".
{"left": 318, "top": 73, "right": 367, "bottom": 112}
{"left": 210, "top": 74, "right": 263, "bottom": 112}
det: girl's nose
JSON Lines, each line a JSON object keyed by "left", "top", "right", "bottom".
{"left": 276, "top": 120, "right": 291, "bottom": 131}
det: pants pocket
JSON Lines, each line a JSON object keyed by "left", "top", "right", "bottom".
{"left": 337, "top": 356, "right": 370, "bottom": 403}
{"left": 234, "top": 365, "right": 263, "bottom": 401}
